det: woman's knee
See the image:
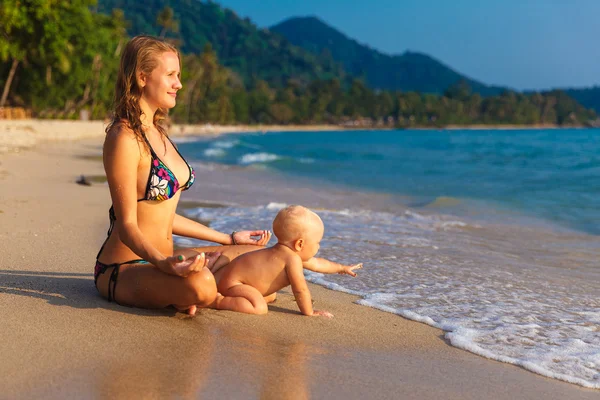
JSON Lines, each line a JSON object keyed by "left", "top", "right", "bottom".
{"left": 184, "top": 269, "right": 217, "bottom": 306}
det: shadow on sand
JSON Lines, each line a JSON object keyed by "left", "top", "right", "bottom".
{"left": 0, "top": 269, "right": 174, "bottom": 317}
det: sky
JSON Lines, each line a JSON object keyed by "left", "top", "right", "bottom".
{"left": 215, "top": 0, "right": 599, "bottom": 91}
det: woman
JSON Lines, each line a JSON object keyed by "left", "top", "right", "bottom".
{"left": 95, "top": 35, "right": 271, "bottom": 315}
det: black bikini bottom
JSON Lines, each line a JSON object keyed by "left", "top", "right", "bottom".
{"left": 94, "top": 259, "right": 149, "bottom": 303}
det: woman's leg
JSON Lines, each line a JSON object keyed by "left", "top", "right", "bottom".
{"left": 96, "top": 263, "right": 217, "bottom": 311}
{"left": 176, "top": 245, "right": 264, "bottom": 274}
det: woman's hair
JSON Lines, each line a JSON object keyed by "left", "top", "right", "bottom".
{"left": 105, "top": 35, "right": 180, "bottom": 150}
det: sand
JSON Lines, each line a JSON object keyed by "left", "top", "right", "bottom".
{"left": 0, "top": 121, "right": 597, "bottom": 399}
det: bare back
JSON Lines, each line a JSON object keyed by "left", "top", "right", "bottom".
{"left": 216, "top": 244, "right": 299, "bottom": 296}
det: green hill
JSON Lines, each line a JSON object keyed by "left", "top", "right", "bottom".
{"left": 94, "top": 0, "right": 600, "bottom": 114}
{"left": 96, "top": 1, "right": 506, "bottom": 95}
{"left": 270, "top": 16, "right": 508, "bottom": 96}
{"left": 565, "top": 87, "right": 600, "bottom": 114}
{"left": 96, "top": 0, "right": 346, "bottom": 87}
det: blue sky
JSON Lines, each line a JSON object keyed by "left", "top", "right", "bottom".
{"left": 215, "top": 0, "right": 599, "bottom": 91}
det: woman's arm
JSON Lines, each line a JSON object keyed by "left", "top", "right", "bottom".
{"left": 173, "top": 212, "right": 272, "bottom": 246}
{"left": 173, "top": 213, "right": 232, "bottom": 244}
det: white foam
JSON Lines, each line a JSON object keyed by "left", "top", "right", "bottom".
{"left": 266, "top": 202, "right": 287, "bottom": 210}
{"left": 434, "top": 221, "right": 469, "bottom": 230}
{"left": 174, "top": 202, "right": 600, "bottom": 389}
{"left": 203, "top": 148, "right": 226, "bottom": 157}
{"left": 239, "top": 152, "right": 280, "bottom": 164}
{"left": 170, "top": 136, "right": 204, "bottom": 144}
{"left": 213, "top": 139, "right": 238, "bottom": 149}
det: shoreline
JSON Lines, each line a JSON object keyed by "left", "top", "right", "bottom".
{"left": 1, "top": 129, "right": 598, "bottom": 398}
{"left": 1, "top": 119, "right": 595, "bottom": 154}
{"left": 0, "top": 119, "right": 343, "bottom": 154}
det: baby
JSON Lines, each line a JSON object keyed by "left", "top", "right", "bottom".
{"left": 211, "top": 205, "right": 362, "bottom": 317}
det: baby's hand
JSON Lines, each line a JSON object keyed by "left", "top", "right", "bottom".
{"left": 313, "top": 310, "right": 333, "bottom": 318}
{"left": 339, "top": 263, "right": 363, "bottom": 277}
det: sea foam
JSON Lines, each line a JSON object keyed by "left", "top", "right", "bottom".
{"left": 176, "top": 202, "right": 600, "bottom": 389}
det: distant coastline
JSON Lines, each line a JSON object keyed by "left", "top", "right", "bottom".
{"left": 1, "top": 119, "right": 595, "bottom": 154}
{"left": 430, "top": 123, "right": 569, "bottom": 130}
{"left": 0, "top": 119, "right": 344, "bottom": 153}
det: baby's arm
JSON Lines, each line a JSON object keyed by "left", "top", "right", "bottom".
{"left": 286, "top": 257, "right": 332, "bottom": 318}
{"left": 303, "top": 258, "right": 363, "bottom": 277}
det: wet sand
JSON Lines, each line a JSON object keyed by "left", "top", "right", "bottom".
{"left": 0, "top": 130, "right": 597, "bottom": 399}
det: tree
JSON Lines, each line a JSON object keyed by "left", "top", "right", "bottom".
{"left": 156, "top": 6, "right": 179, "bottom": 39}
{"left": 0, "top": 0, "right": 104, "bottom": 109}
{"left": 0, "top": 1, "right": 30, "bottom": 106}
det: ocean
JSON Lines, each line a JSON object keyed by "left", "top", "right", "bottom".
{"left": 173, "top": 128, "right": 600, "bottom": 389}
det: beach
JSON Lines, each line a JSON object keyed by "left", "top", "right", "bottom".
{"left": 1, "top": 121, "right": 598, "bottom": 399}
{"left": 0, "top": 119, "right": 343, "bottom": 154}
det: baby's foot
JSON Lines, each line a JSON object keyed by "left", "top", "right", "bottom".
{"left": 187, "top": 305, "right": 197, "bottom": 315}
{"left": 264, "top": 292, "right": 277, "bottom": 304}
{"left": 174, "top": 304, "right": 197, "bottom": 316}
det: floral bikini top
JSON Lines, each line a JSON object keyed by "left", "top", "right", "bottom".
{"left": 139, "top": 133, "right": 195, "bottom": 202}
{"left": 96, "top": 133, "right": 195, "bottom": 263}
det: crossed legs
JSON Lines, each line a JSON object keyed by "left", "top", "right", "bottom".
{"left": 95, "top": 245, "right": 267, "bottom": 314}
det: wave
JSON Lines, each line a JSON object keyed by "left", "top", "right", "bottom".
{"left": 170, "top": 136, "right": 205, "bottom": 144}
{"left": 239, "top": 152, "right": 280, "bottom": 165}
{"left": 203, "top": 148, "right": 226, "bottom": 157}
{"left": 213, "top": 139, "right": 239, "bottom": 149}
{"left": 174, "top": 201, "right": 600, "bottom": 388}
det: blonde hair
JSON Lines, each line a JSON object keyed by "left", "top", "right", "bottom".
{"left": 105, "top": 35, "right": 180, "bottom": 151}
{"left": 272, "top": 205, "right": 323, "bottom": 242}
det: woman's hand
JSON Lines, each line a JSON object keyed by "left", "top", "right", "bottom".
{"left": 232, "top": 230, "right": 272, "bottom": 246}
{"left": 159, "top": 252, "right": 217, "bottom": 277}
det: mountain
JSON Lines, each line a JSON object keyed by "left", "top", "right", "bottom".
{"left": 565, "top": 87, "right": 600, "bottom": 114}
{"left": 96, "top": 1, "right": 505, "bottom": 95}
{"left": 95, "top": 0, "right": 346, "bottom": 87}
{"left": 95, "top": 0, "right": 599, "bottom": 111}
{"left": 270, "top": 16, "right": 508, "bottom": 96}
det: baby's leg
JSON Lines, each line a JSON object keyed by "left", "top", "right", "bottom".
{"left": 214, "top": 284, "right": 268, "bottom": 315}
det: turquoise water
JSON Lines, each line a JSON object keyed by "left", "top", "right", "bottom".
{"left": 181, "top": 128, "right": 600, "bottom": 234}
{"left": 176, "top": 129, "right": 600, "bottom": 388}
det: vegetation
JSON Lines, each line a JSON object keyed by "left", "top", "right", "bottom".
{"left": 0, "top": 0, "right": 597, "bottom": 127}
{"left": 95, "top": 0, "right": 346, "bottom": 88}
{"left": 565, "top": 87, "right": 600, "bottom": 114}
{"left": 0, "top": 0, "right": 127, "bottom": 118}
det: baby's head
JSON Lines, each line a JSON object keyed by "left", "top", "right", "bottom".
{"left": 272, "top": 205, "right": 324, "bottom": 261}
